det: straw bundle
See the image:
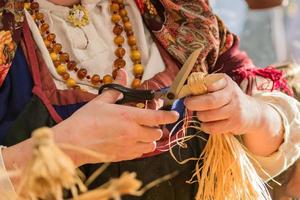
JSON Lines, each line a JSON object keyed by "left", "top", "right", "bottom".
{"left": 18, "top": 128, "right": 87, "bottom": 200}
{"left": 185, "top": 72, "right": 271, "bottom": 200}
{"left": 13, "top": 128, "right": 143, "bottom": 200}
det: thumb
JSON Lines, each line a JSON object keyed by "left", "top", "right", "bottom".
{"left": 96, "top": 69, "right": 128, "bottom": 104}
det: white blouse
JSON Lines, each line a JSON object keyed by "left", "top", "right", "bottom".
{"left": 25, "top": 0, "right": 166, "bottom": 93}
{"left": 1, "top": 0, "right": 300, "bottom": 194}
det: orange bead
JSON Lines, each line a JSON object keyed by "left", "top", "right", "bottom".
{"left": 52, "top": 43, "right": 62, "bottom": 53}
{"left": 113, "top": 25, "right": 123, "bottom": 35}
{"left": 77, "top": 68, "right": 87, "bottom": 79}
{"left": 111, "top": 14, "right": 121, "bottom": 23}
{"left": 40, "top": 23, "right": 49, "bottom": 32}
{"left": 60, "top": 53, "right": 70, "bottom": 63}
{"left": 122, "top": 16, "right": 129, "bottom": 23}
{"left": 128, "top": 35, "right": 136, "bottom": 46}
{"left": 47, "top": 33, "right": 56, "bottom": 41}
{"left": 53, "top": 60, "right": 61, "bottom": 68}
{"left": 124, "top": 21, "right": 132, "bottom": 31}
{"left": 131, "top": 78, "right": 141, "bottom": 89}
{"left": 24, "top": 3, "right": 31, "bottom": 10}
{"left": 112, "top": 69, "right": 119, "bottom": 79}
{"left": 62, "top": 72, "right": 70, "bottom": 80}
{"left": 110, "top": 3, "right": 119, "bottom": 12}
{"left": 30, "top": 2, "right": 39, "bottom": 10}
{"left": 67, "top": 61, "right": 76, "bottom": 70}
{"left": 56, "top": 65, "right": 67, "bottom": 75}
{"left": 35, "top": 12, "right": 44, "bottom": 20}
{"left": 66, "top": 78, "right": 76, "bottom": 88}
{"left": 119, "top": 9, "right": 127, "bottom": 17}
{"left": 50, "top": 52, "right": 58, "bottom": 61}
{"left": 115, "top": 47, "right": 126, "bottom": 58}
{"left": 103, "top": 74, "right": 113, "bottom": 84}
{"left": 91, "top": 74, "right": 101, "bottom": 85}
{"left": 44, "top": 39, "right": 51, "bottom": 48}
{"left": 130, "top": 50, "right": 141, "bottom": 61}
{"left": 114, "top": 36, "right": 125, "bottom": 45}
{"left": 133, "top": 64, "right": 144, "bottom": 76}
{"left": 114, "top": 58, "right": 126, "bottom": 68}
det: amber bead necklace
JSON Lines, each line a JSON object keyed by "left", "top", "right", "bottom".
{"left": 25, "top": 0, "right": 145, "bottom": 90}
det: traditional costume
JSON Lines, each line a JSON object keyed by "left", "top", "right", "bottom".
{"left": 1, "top": 0, "right": 300, "bottom": 199}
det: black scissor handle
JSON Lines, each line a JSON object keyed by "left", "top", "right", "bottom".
{"left": 98, "top": 84, "right": 156, "bottom": 104}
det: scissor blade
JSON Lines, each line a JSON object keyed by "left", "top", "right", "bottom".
{"left": 167, "top": 48, "right": 202, "bottom": 100}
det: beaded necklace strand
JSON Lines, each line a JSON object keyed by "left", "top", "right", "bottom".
{"left": 25, "top": 0, "right": 146, "bottom": 90}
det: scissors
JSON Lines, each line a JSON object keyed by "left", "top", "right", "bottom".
{"left": 98, "top": 49, "right": 202, "bottom": 107}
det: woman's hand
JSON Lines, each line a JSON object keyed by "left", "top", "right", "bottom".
{"left": 184, "top": 74, "right": 283, "bottom": 156}
{"left": 3, "top": 70, "right": 179, "bottom": 174}
{"left": 52, "top": 70, "right": 179, "bottom": 165}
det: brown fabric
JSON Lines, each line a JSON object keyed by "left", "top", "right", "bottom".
{"left": 268, "top": 160, "right": 300, "bottom": 200}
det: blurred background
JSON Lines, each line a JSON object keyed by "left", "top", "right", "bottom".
{"left": 210, "top": 1, "right": 300, "bottom": 199}
{"left": 211, "top": 0, "right": 300, "bottom": 67}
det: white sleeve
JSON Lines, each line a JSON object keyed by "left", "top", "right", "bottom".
{"left": 249, "top": 91, "right": 300, "bottom": 181}
{"left": 0, "top": 146, "right": 17, "bottom": 198}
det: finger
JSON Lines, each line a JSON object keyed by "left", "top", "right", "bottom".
{"left": 197, "top": 102, "right": 232, "bottom": 122}
{"left": 96, "top": 69, "right": 128, "bottom": 104}
{"left": 136, "top": 141, "right": 157, "bottom": 154}
{"left": 184, "top": 88, "right": 231, "bottom": 111}
{"left": 205, "top": 73, "right": 227, "bottom": 93}
{"left": 135, "top": 126, "right": 163, "bottom": 143}
{"left": 201, "top": 119, "right": 232, "bottom": 134}
{"left": 129, "top": 108, "right": 179, "bottom": 127}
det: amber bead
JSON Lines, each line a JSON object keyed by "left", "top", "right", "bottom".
{"left": 53, "top": 60, "right": 61, "bottom": 68}
{"left": 119, "top": 9, "right": 127, "bottom": 17}
{"left": 111, "top": 14, "right": 121, "bottom": 23}
{"left": 115, "top": 47, "right": 126, "bottom": 58}
{"left": 122, "top": 16, "right": 129, "bottom": 23}
{"left": 56, "top": 65, "right": 67, "bottom": 75}
{"left": 66, "top": 78, "right": 76, "bottom": 88}
{"left": 133, "top": 64, "right": 144, "bottom": 75}
{"left": 60, "top": 53, "right": 70, "bottom": 63}
{"left": 126, "top": 30, "right": 134, "bottom": 36}
{"left": 35, "top": 12, "right": 44, "bottom": 20}
{"left": 62, "top": 72, "right": 70, "bottom": 80}
{"left": 30, "top": 2, "right": 39, "bottom": 11}
{"left": 131, "top": 78, "right": 141, "bottom": 89}
{"left": 52, "top": 43, "right": 62, "bottom": 53}
{"left": 103, "top": 75, "right": 113, "bottom": 84}
{"left": 117, "top": 0, "right": 124, "bottom": 3}
{"left": 112, "top": 69, "right": 119, "bottom": 79}
{"left": 67, "top": 61, "right": 76, "bottom": 70}
{"left": 40, "top": 23, "right": 49, "bottom": 33}
{"left": 77, "top": 68, "right": 87, "bottom": 79}
{"left": 91, "top": 74, "right": 101, "bottom": 85}
{"left": 114, "top": 58, "right": 126, "bottom": 68}
{"left": 128, "top": 35, "right": 137, "bottom": 46}
{"left": 131, "top": 50, "right": 141, "bottom": 61}
{"left": 114, "top": 36, "right": 125, "bottom": 45}
{"left": 15, "top": 2, "right": 24, "bottom": 10}
{"left": 24, "top": 3, "right": 31, "bottom": 10}
{"left": 50, "top": 52, "right": 58, "bottom": 61}
{"left": 110, "top": 3, "right": 119, "bottom": 12}
{"left": 47, "top": 33, "right": 56, "bottom": 41}
{"left": 124, "top": 21, "right": 132, "bottom": 31}
{"left": 113, "top": 25, "right": 123, "bottom": 35}
{"left": 44, "top": 39, "right": 51, "bottom": 48}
